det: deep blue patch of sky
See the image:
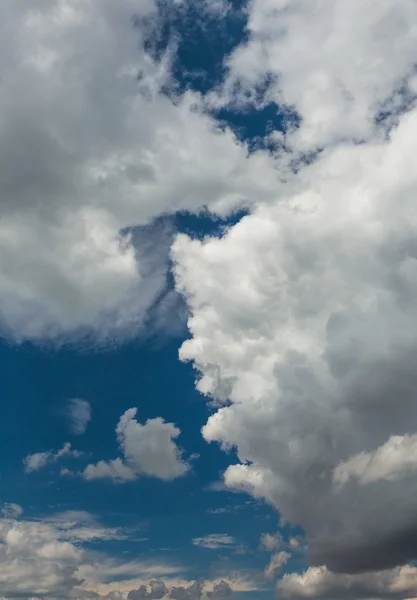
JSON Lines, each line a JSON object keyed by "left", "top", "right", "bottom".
{"left": 138, "top": 0, "right": 299, "bottom": 150}
{"left": 142, "top": 0, "right": 250, "bottom": 95}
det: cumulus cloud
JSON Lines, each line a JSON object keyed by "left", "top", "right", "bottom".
{"left": 0, "top": 508, "right": 186, "bottom": 599}
{"left": 171, "top": 0, "right": 417, "bottom": 576}
{"left": 0, "top": 0, "right": 281, "bottom": 343}
{"left": 206, "top": 580, "right": 233, "bottom": 598}
{"left": 277, "top": 565, "right": 417, "bottom": 599}
{"left": 333, "top": 433, "right": 417, "bottom": 488}
{"left": 128, "top": 580, "right": 169, "bottom": 599}
{"left": 259, "top": 532, "right": 284, "bottom": 552}
{"left": 83, "top": 408, "right": 189, "bottom": 483}
{"left": 170, "top": 579, "right": 204, "bottom": 600}
{"left": 192, "top": 535, "right": 237, "bottom": 550}
{"left": 0, "top": 512, "right": 84, "bottom": 597}
{"left": 24, "top": 442, "right": 82, "bottom": 472}
{"left": 68, "top": 398, "right": 92, "bottom": 435}
{"left": 215, "top": 0, "right": 417, "bottom": 150}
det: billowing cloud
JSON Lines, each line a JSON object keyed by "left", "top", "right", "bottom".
{"left": 0, "top": 513, "right": 84, "bottom": 597}
{"left": 206, "top": 580, "right": 233, "bottom": 598}
{"left": 68, "top": 398, "right": 92, "bottom": 435}
{"left": 216, "top": 0, "right": 417, "bottom": 150}
{"left": 24, "top": 442, "right": 82, "bottom": 472}
{"left": 0, "top": 0, "right": 281, "bottom": 343}
{"left": 83, "top": 408, "right": 189, "bottom": 482}
{"left": 170, "top": 579, "right": 204, "bottom": 600}
{"left": 172, "top": 1, "right": 417, "bottom": 575}
{"left": 128, "top": 580, "right": 169, "bottom": 599}
{"left": 277, "top": 565, "right": 417, "bottom": 599}
{"left": 333, "top": 433, "right": 417, "bottom": 488}
{"left": 0, "top": 509, "right": 186, "bottom": 599}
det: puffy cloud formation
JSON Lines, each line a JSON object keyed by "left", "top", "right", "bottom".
{"left": 127, "top": 580, "right": 168, "bottom": 600}
{"left": 0, "top": 512, "right": 84, "bottom": 597}
{"left": 170, "top": 579, "right": 204, "bottom": 600}
{"left": 172, "top": 0, "right": 417, "bottom": 577}
{"left": 217, "top": 0, "right": 417, "bottom": 150}
{"left": 192, "top": 534, "right": 236, "bottom": 550}
{"left": 206, "top": 580, "right": 233, "bottom": 598}
{"left": 68, "top": 398, "right": 92, "bottom": 435}
{"left": 84, "top": 408, "right": 189, "bottom": 482}
{"left": 333, "top": 433, "right": 417, "bottom": 488}
{"left": 0, "top": 0, "right": 280, "bottom": 343}
{"left": 0, "top": 507, "right": 208, "bottom": 599}
{"left": 259, "top": 532, "right": 284, "bottom": 552}
{"left": 24, "top": 442, "right": 82, "bottom": 472}
{"left": 277, "top": 565, "right": 417, "bottom": 599}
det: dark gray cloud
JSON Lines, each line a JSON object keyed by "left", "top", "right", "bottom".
{"left": 170, "top": 579, "right": 204, "bottom": 600}
{"left": 128, "top": 580, "right": 169, "bottom": 600}
{"left": 207, "top": 581, "right": 233, "bottom": 598}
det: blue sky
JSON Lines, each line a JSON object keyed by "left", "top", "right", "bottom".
{"left": 2, "top": 1, "right": 417, "bottom": 599}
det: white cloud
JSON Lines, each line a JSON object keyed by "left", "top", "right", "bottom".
{"left": 192, "top": 535, "right": 237, "bottom": 550}
{"left": 24, "top": 442, "right": 82, "bottom": 472}
{"left": 259, "top": 532, "right": 284, "bottom": 552}
{"left": 0, "top": 513, "right": 84, "bottom": 597}
{"left": 68, "top": 398, "right": 92, "bottom": 435}
{"left": 277, "top": 564, "right": 417, "bottom": 599}
{"left": 265, "top": 551, "right": 291, "bottom": 580}
{"left": 0, "top": 0, "right": 281, "bottom": 343}
{"left": 334, "top": 433, "right": 417, "bottom": 488}
{"left": 215, "top": 0, "right": 417, "bottom": 151}
{"left": 40, "top": 510, "right": 126, "bottom": 543}
{"left": 0, "top": 504, "right": 23, "bottom": 519}
{"left": 172, "top": 90, "right": 417, "bottom": 573}
{"left": 84, "top": 458, "right": 137, "bottom": 483}
{"left": 0, "top": 508, "right": 184, "bottom": 599}
{"left": 83, "top": 408, "right": 189, "bottom": 482}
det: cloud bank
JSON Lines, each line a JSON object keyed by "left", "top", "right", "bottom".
{"left": 171, "top": 0, "right": 417, "bottom": 581}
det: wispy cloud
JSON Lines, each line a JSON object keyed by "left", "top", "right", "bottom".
{"left": 67, "top": 398, "right": 92, "bottom": 435}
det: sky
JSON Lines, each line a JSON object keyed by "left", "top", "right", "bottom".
{"left": 1, "top": 0, "right": 417, "bottom": 599}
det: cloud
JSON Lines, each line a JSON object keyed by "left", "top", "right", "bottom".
{"left": 24, "top": 442, "right": 82, "bottom": 472}
{"left": 333, "top": 433, "right": 417, "bottom": 488}
{"left": 215, "top": 0, "right": 417, "bottom": 150}
{"left": 170, "top": 579, "right": 204, "bottom": 600}
{"left": 0, "top": 508, "right": 183, "bottom": 599}
{"left": 192, "top": 535, "right": 237, "bottom": 550}
{"left": 0, "top": 0, "right": 281, "bottom": 344}
{"left": 1, "top": 503, "right": 23, "bottom": 519}
{"left": 277, "top": 565, "right": 417, "bottom": 599}
{"left": 0, "top": 512, "right": 84, "bottom": 597}
{"left": 128, "top": 580, "right": 169, "bottom": 599}
{"left": 68, "top": 398, "right": 92, "bottom": 435}
{"left": 40, "top": 510, "right": 126, "bottom": 543}
{"left": 264, "top": 551, "right": 291, "bottom": 580}
{"left": 83, "top": 408, "right": 189, "bottom": 482}
{"left": 259, "top": 532, "right": 284, "bottom": 552}
{"left": 206, "top": 580, "right": 233, "bottom": 598}
{"left": 171, "top": 4, "right": 417, "bottom": 572}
